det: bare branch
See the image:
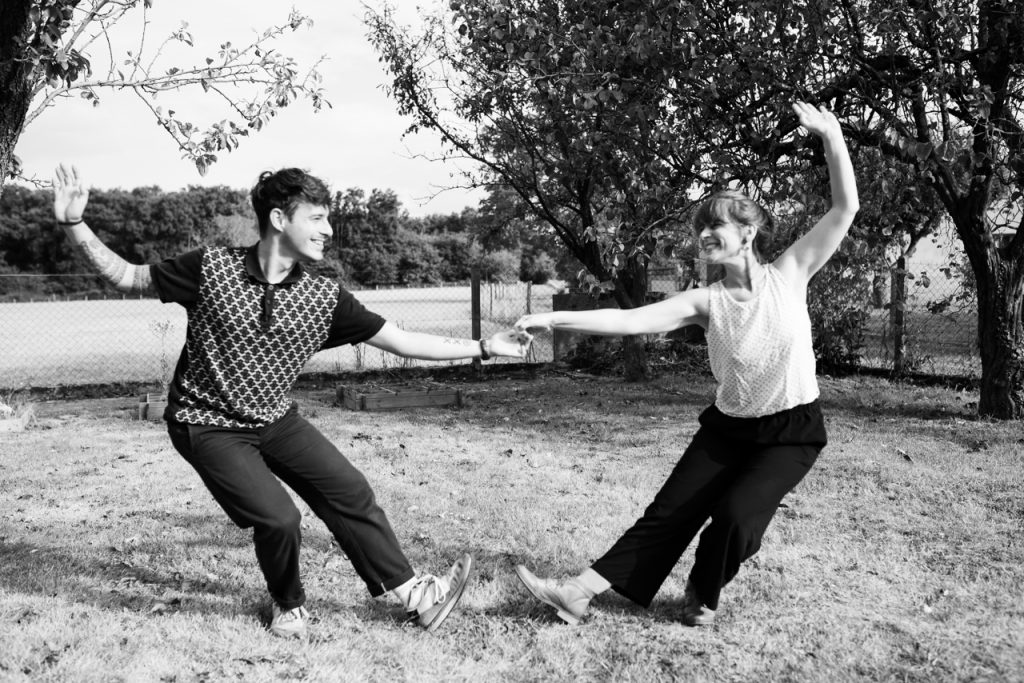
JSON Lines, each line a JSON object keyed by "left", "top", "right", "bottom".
{"left": 20, "top": 4, "right": 328, "bottom": 173}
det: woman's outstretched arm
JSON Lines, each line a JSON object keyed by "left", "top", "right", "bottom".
{"left": 516, "top": 287, "right": 709, "bottom": 337}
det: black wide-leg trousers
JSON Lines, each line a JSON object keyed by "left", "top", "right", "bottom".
{"left": 591, "top": 401, "right": 827, "bottom": 611}
{"left": 167, "top": 407, "right": 415, "bottom": 610}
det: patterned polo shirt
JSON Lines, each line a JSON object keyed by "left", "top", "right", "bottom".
{"left": 150, "top": 245, "right": 385, "bottom": 428}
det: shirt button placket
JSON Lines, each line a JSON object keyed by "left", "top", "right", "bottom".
{"left": 262, "top": 284, "right": 275, "bottom": 332}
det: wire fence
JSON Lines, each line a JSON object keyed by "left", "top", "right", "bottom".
{"left": 858, "top": 261, "right": 978, "bottom": 379}
{"left": 0, "top": 275, "right": 558, "bottom": 390}
{"left": 0, "top": 262, "right": 979, "bottom": 391}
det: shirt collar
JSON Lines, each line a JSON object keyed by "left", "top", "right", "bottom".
{"left": 245, "top": 243, "right": 304, "bottom": 285}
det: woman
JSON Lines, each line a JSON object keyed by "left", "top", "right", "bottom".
{"left": 513, "top": 101, "right": 858, "bottom": 626}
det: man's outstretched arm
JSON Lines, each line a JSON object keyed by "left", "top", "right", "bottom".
{"left": 53, "top": 164, "right": 153, "bottom": 293}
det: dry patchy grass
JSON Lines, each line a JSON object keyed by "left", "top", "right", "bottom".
{"left": 0, "top": 370, "right": 1022, "bottom": 682}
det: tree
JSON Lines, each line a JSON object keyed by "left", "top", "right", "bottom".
{"left": 1, "top": 0, "right": 328, "bottom": 188}
{"left": 0, "top": 183, "right": 58, "bottom": 275}
{"left": 395, "top": 230, "right": 444, "bottom": 285}
{"left": 520, "top": 249, "right": 557, "bottom": 285}
{"left": 475, "top": 183, "right": 575, "bottom": 281}
{"left": 368, "top": 0, "right": 725, "bottom": 379}
{"left": 814, "top": 0, "right": 1024, "bottom": 418}
{"left": 331, "top": 187, "right": 410, "bottom": 286}
{"left": 429, "top": 231, "right": 475, "bottom": 281}
{"left": 473, "top": 248, "right": 520, "bottom": 284}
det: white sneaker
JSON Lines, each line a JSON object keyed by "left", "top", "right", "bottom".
{"left": 406, "top": 553, "right": 474, "bottom": 632}
{"left": 270, "top": 604, "right": 310, "bottom": 638}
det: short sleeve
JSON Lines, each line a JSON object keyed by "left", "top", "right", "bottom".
{"left": 321, "top": 288, "right": 386, "bottom": 349}
{"left": 150, "top": 248, "right": 204, "bottom": 304}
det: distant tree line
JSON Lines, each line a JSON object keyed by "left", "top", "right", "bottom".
{"left": 0, "top": 182, "right": 571, "bottom": 298}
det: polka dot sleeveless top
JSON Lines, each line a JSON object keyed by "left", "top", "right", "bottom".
{"left": 706, "top": 264, "right": 819, "bottom": 417}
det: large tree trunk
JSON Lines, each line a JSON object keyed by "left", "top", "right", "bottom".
{"left": 0, "top": 1, "right": 36, "bottom": 184}
{"left": 0, "top": 0, "right": 36, "bottom": 192}
{"left": 975, "top": 260, "right": 1024, "bottom": 418}
{"left": 956, "top": 200, "right": 1024, "bottom": 419}
{"left": 615, "top": 260, "right": 650, "bottom": 382}
{"left": 621, "top": 334, "right": 649, "bottom": 381}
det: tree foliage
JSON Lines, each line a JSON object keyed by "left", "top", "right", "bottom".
{"left": 369, "top": 1, "right": 708, "bottom": 306}
{"left": 820, "top": 0, "right": 1024, "bottom": 416}
{"left": 0, "top": 182, "right": 252, "bottom": 297}
{"left": 0, "top": 181, "right": 517, "bottom": 297}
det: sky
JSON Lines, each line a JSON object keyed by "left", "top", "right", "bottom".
{"left": 14, "top": 1, "right": 483, "bottom": 216}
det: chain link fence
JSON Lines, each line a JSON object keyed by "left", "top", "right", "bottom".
{"left": 0, "top": 275, "right": 557, "bottom": 390}
{"left": 1, "top": 258, "right": 980, "bottom": 390}
{"left": 858, "top": 260, "right": 979, "bottom": 378}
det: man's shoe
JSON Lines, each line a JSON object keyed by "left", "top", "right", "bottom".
{"left": 270, "top": 604, "right": 310, "bottom": 638}
{"left": 514, "top": 565, "right": 590, "bottom": 625}
{"left": 407, "top": 553, "right": 474, "bottom": 632}
{"left": 681, "top": 580, "right": 715, "bottom": 626}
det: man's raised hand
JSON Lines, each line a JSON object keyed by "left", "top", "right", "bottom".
{"left": 52, "top": 164, "right": 89, "bottom": 224}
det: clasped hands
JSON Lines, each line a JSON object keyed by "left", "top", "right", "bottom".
{"left": 488, "top": 328, "right": 535, "bottom": 358}
{"left": 487, "top": 312, "right": 561, "bottom": 359}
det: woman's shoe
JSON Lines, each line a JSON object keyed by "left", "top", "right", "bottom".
{"left": 514, "top": 565, "right": 591, "bottom": 625}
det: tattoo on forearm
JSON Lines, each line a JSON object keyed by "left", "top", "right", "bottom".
{"left": 441, "top": 338, "right": 474, "bottom": 347}
{"left": 80, "top": 238, "right": 127, "bottom": 282}
{"left": 132, "top": 267, "right": 152, "bottom": 292}
{"left": 77, "top": 237, "right": 151, "bottom": 292}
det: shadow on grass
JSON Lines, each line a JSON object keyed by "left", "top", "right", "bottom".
{"left": 0, "top": 539, "right": 245, "bottom": 616}
{"left": 126, "top": 509, "right": 256, "bottom": 550}
{"left": 436, "top": 547, "right": 687, "bottom": 625}
{"left": 821, "top": 391, "right": 1024, "bottom": 453}
{"left": 820, "top": 393, "right": 973, "bottom": 422}
{"left": 1, "top": 522, "right": 715, "bottom": 633}
{"left": 0, "top": 511, "right": 260, "bottom": 617}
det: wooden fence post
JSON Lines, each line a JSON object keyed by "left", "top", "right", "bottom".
{"left": 471, "top": 269, "right": 482, "bottom": 369}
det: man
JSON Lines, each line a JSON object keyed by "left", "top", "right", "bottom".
{"left": 52, "top": 163, "right": 531, "bottom": 637}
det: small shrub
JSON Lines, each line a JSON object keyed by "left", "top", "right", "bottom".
{"left": 809, "top": 260, "right": 871, "bottom": 372}
{"left": 563, "top": 336, "right": 713, "bottom": 377}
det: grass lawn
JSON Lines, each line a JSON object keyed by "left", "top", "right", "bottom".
{"left": 1, "top": 368, "right": 1021, "bottom": 682}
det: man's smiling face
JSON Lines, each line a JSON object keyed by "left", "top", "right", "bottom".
{"left": 278, "top": 202, "right": 332, "bottom": 262}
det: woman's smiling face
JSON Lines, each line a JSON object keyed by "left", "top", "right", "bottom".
{"left": 698, "top": 220, "right": 749, "bottom": 263}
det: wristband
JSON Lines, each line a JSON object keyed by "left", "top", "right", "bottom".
{"left": 57, "top": 218, "right": 84, "bottom": 226}
{"left": 479, "top": 338, "right": 491, "bottom": 361}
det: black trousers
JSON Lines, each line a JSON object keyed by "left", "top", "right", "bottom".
{"left": 591, "top": 401, "right": 826, "bottom": 611}
{"left": 167, "top": 406, "right": 415, "bottom": 610}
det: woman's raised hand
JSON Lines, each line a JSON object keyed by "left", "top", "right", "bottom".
{"left": 791, "top": 101, "right": 842, "bottom": 140}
